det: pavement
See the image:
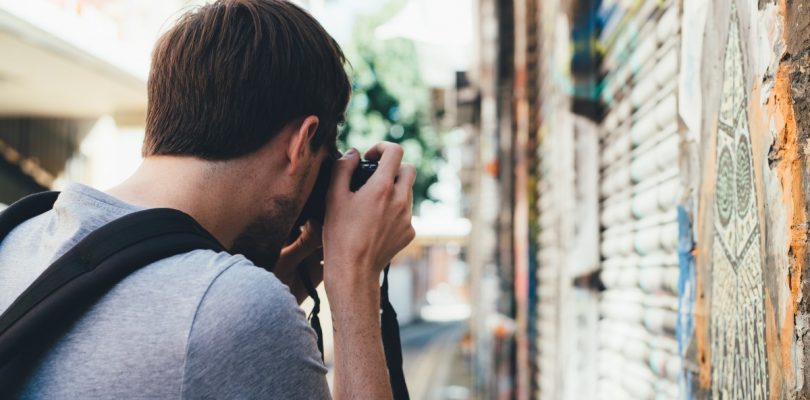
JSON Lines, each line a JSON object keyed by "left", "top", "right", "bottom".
{"left": 325, "top": 318, "right": 475, "bottom": 399}
{"left": 400, "top": 320, "right": 474, "bottom": 400}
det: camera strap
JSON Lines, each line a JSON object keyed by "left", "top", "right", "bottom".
{"left": 299, "top": 264, "right": 410, "bottom": 400}
{"left": 379, "top": 265, "right": 409, "bottom": 400}
{"left": 298, "top": 264, "right": 324, "bottom": 358}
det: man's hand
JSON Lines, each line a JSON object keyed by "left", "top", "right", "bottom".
{"left": 323, "top": 144, "right": 416, "bottom": 290}
{"left": 273, "top": 222, "right": 324, "bottom": 304}
{"left": 322, "top": 143, "right": 416, "bottom": 400}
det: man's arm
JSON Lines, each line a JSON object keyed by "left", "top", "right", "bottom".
{"left": 323, "top": 143, "right": 416, "bottom": 400}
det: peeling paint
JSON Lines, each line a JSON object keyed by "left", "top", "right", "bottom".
{"left": 771, "top": 63, "right": 805, "bottom": 397}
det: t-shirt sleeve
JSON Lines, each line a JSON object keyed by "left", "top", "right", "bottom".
{"left": 181, "top": 262, "right": 331, "bottom": 399}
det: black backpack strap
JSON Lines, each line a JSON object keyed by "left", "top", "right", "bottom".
{"left": 0, "top": 192, "right": 60, "bottom": 238}
{"left": 0, "top": 203, "right": 224, "bottom": 391}
{"left": 0, "top": 191, "right": 410, "bottom": 398}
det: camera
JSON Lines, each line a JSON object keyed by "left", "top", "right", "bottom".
{"left": 293, "top": 153, "right": 378, "bottom": 229}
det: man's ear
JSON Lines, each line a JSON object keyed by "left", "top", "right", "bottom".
{"left": 287, "top": 115, "right": 319, "bottom": 172}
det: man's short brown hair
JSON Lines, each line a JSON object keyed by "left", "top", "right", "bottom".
{"left": 143, "top": 0, "right": 350, "bottom": 159}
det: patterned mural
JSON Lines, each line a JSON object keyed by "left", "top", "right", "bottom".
{"left": 709, "top": 3, "right": 768, "bottom": 398}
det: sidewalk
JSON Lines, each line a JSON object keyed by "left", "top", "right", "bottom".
{"left": 399, "top": 320, "right": 475, "bottom": 400}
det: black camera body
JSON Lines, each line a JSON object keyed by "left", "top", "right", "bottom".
{"left": 350, "top": 161, "right": 378, "bottom": 192}
{"left": 294, "top": 159, "right": 377, "bottom": 228}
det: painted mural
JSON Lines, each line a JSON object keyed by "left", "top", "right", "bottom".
{"left": 709, "top": 3, "right": 768, "bottom": 398}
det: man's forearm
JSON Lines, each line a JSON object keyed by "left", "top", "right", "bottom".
{"left": 328, "top": 276, "right": 393, "bottom": 400}
{"left": 322, "top": 143, "right": 414, "bottom": 400}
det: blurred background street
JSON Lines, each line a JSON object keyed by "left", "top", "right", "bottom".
{"left": 2, "top": 0, "right": 810, "bottom": 399}
{"left": 401, "top": 320, "right": 470, "bottom": 400}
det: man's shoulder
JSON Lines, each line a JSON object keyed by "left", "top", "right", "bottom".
{"left": 179, "top": 252, "right": 328, "bottom": 399}
{"left": 185, "top": 250, "right": 297, "bottom": 314}
{"left": 168, "top": 249, "right": 288, "bottom": 297}
{"left": 155, "top": 249, "right": 306, "bottom": 342}
{"left": 150, "top": 249, "right": 303, "bottom": 328}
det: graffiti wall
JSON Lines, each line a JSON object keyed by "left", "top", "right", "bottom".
{"left": 682, "top": 0, "right": 810, "bottom": 398}
{"left": 470, "top": 0, "right": 810, "bottom": 398}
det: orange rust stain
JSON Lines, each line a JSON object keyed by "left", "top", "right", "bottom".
{"left": 766, "top": 63, "right": 806, "bottom": 391}
{"left": 485, "top": 160, "right": 499, "bottom": 177}
{"left": 744, "top": 1, "right": 808, "bottom": 392}
{"left": 765, "top": 294, "right": 784, "bottom": 399}
{"left": 694, "top": 241, "right": 712, "bottom": 389}
{"left": 694, "top": 120, "right": 718, "bottom": 390}
{"left": 775, "top": 5, "right": 807, "bottom": 390}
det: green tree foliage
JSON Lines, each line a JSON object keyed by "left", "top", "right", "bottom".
{"left": 338, "top": 2, "right": 441, "bottom": 211}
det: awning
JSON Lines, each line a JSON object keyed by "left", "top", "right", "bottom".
{"left": 0, "top": 2, "right": 147, "bottom": 121}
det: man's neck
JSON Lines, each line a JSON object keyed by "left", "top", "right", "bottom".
{"left": 106, "top": 156, "right": 257, "bottom": 248}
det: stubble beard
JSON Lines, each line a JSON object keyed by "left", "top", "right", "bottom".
{"left": 230, "top": 194, "right": 299, "bottom": 270}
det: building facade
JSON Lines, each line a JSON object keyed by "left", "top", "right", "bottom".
{"left": 0, "top": 0, "right": 203, "bottom": 204}
{"left": 467, "top": 0, "right": 810, "bottom": 398}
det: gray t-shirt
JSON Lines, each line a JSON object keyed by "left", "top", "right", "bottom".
{"left": 0, "top": 184, "right": 330, "bottom": 399}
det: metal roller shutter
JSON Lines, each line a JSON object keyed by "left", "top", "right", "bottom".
{"left": 596, "top": 1, "right": 681, "bottom": 398}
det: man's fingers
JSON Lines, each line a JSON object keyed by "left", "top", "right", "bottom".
{"left": 395, "top": 164, "right": 416, "bottom": 207}
{"left": 280, "top": 222, "right": 322, "bottom": 262}
{"left": 362, "top": 141, "right": 393, "bottom": 160}
{"left": 329, "top": 148, "right": 360, "bottom": 196}
{"left": 395, "top": 164, "right": 417, "bottom": 190}
{"left": 298, "top": 222, "right": 323, "bottom": 249}
{"left": 364, "top": 142, "right": 404, "bottom": 181}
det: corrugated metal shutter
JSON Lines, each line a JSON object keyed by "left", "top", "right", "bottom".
{"left": 536, "top": 115, "right": 601, "bottom": 400}
{"left": 535, "top": 9, "right": 573, "bottom": 399}
{"left": 536, "top": 108, "right": 573, "bottom": 400}
{"left": 597, "top": 1, "right": 681, "bottom": 398}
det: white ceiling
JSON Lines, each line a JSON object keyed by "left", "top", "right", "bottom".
{"left": 0, "top": 7, "right": 147, "bottom": 121}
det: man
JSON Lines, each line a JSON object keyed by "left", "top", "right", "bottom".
{"left": 0, "top": 0, "right": 414, "bottom": 398}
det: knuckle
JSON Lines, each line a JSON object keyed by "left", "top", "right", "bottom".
{"left": 376, "top": 180, "right": 394, "bottom": 194}
{"left": 395, "top": 193, "right": 410, "bottom": 209}
{"left": 400, "top": 163, "right": 415, "bottom": 176}
{"left": 395, "top": 198, "right": 408, "bottom": 210}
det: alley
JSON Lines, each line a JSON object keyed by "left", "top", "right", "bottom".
{"left": 401, "top": 321, "right": 472, "bottom": 400}
{"left": 3, "top": 0, "right": 810, "bottom": 399}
